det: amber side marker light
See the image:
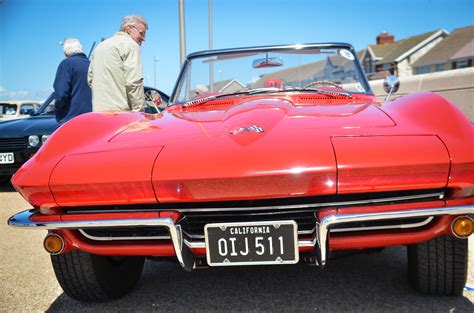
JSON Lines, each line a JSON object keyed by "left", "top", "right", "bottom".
{"left": 43, "top": 233, "right": 65, "bottom": 255}
{"left": 451, "top": 216, "right": 473, "bottom": 239}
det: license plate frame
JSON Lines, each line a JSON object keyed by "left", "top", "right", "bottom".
{"left": 205, "top": 220, "right": 299, "bottom": 266}
{"left": 0, "top": 152, "right": 14, "bottom": 164}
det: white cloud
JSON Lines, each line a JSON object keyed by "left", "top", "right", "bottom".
{"left": 247, "top": 76, "right": 261, "bottom": 85}
{"left": 35, "top": 88, "right": 54, "bottom": 101}
{"left": 0, "top": 85, "right": 30, "bottom": 100}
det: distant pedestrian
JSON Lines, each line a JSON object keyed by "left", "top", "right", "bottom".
{"left": 88, "top": 15, "right": 148, "bottom": 112}
{"left": 53, "top": 38, "right": 92, "bottom": 125}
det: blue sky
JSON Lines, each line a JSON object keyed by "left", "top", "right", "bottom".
{"left": 0, "top": 0, "right": 473, "bottom": 100}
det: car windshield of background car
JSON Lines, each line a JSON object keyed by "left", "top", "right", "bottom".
{"left": 0, "top": 103, "right": 18, "bottom": 115}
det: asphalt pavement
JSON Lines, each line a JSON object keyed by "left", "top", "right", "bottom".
{"left": 0, "top": 182, "right": 472, "bottom": 312}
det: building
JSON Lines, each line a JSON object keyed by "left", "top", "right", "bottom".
{"left": 361, "top": 30, "right": 448, "bottom": 79}
{"left": 253, "top": 60, "right": 326, "bottom": 88}
{"left": 412, "top": 25, "right": 474, "bottom": 75}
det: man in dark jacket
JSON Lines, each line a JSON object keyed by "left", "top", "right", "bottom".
{"left": 53, "top": 38, "right": 92, "bottom": 125}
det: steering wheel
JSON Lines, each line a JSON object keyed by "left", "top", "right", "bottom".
{"left": 303, "top": 80, "right": 342, "bottom": 89}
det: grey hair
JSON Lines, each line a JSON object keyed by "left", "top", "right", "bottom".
{"left": 63, "top": 38, "right": 83, "bottom": 57}
{"left": 120, "top": 15, "right": 148, "bottom": 31}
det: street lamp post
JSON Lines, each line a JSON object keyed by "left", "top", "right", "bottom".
{"left": 153, "top": 57, "right": 159, "bottom": 88}
{"left": 178, "top": 0, "right": 186, "bottom": 66}
{"left": 209, "top": 0, "right": 214, "bottom": 91}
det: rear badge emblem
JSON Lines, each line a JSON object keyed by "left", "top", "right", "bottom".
{"left": 230, "top": 125, "right": 265, "bottom": 135}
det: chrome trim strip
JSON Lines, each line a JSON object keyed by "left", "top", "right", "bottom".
{"left": 330, "top": 216, "right": 434, "bottom": 233}
{"left": 317, "top": 205, "right": 474, "bottom": 266}
{"left": 184, "top": 239, "right": 206, "bottom": 249}
{"left": 8, "top": 204, "right": 473, "bottom": 269}
{"left": 64, "top": 192, "right": 444, "bottom": 214}
{"left": 7, "top": 210, "right": 190, "bottom": 268}
{"left": 174, "top": 192, "right": 444, "bottom": 213}
{"left": 78, "top": 229, "right": 171, "bottom": 241}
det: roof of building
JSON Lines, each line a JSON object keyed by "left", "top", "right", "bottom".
{"left": 450, "top": 38, "right": 474, "bottom": 60}
{"left": 216, "top": 79, "right": 245, "bottom": 92}
{"left": 368, "top": 30, "right": 446, "bottom": 65}
{"left": 253, "top": 60, "right": 326, "bottom": 87}
{"left": 413, "top": 25, "right": 474, "bottom": 67}
{"left": 369, "top": 43, "right": 396, "bottom": 60}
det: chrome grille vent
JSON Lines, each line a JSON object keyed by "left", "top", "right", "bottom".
{"left": 0, "top": 137, "right": 27, "bottom": 151}
{"left": 179, "top": 209, "right": 316, "bottom": 239}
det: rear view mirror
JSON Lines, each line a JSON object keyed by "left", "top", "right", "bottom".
{"left": 145, "top": 89, "right": 163, "bottom": 113}
{"left": 383, "top": 75, "right": 400, "bottom": 102}
{"left": 252, "top": 54, "right": 283, "bottom": 68}
{"left": 383, "top": 75, "right": 400, "bottom": 94}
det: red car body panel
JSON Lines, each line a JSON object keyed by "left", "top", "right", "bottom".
{"left": 332, "top": 135, "right": 450, "bottom": 193}
{"left": 15, "top": 92, "right": 472, "bottom": 205}
{"left": 50, "top": 146, "right": 163, "bottom": 206}
{"left": 10, "top": 90, "right": 474, "bottom": 258}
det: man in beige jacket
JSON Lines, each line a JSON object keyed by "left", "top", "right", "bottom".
{"left": 88, "top": 15, "right": 148, "bottom": 112}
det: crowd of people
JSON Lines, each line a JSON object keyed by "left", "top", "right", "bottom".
{"left": 53, "top": 15, "right": 148, "bottom": 125}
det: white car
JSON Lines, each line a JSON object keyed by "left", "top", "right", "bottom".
{"left": 0, "top": 100, "right": 41, "bottom": 122}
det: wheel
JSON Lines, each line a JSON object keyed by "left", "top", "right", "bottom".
{"left": 407, "top": 235, "right": 468, "bottom": 296}
{"left": 51, "top": 250, "right": 145, "bottom": 301}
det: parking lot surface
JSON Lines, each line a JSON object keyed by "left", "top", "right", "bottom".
{"left": 0, "top": 182, "right": 472, "bottom": 312}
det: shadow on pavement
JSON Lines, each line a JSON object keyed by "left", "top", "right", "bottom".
{"left": 46, "top": 246, "right": 473, "bottom": 312}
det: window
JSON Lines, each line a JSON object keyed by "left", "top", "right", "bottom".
{"left": 20, "top": 104, "right": 35, "bottom": 115}
{"left": 381, "top": 63, "right": 392, "bottom": 71}
{"left": 416, "top": 66, "right": 431, "bottom": 74}
{"left": 435, "top": 64, "right": 444, "bottom": 72}
{"left": 0, "top": 104, "right": 18, "bottom": 114}
{"left": 456, "top": 59, "right": 468, "bottom": 68}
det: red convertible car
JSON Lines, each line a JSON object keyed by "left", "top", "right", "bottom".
{"left": 8, "top": 43, "right": 473, "bottom": 301}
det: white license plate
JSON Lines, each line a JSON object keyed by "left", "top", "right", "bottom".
{"left": 0, "top": 153, "right": 14, "bottom": 164}
{"left": 205, "top": 220, "right": 299, "bottom": 266}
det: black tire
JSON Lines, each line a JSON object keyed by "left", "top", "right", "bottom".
{"left": 407, "top": 235, "right": 468, "bottom": 296}
{"left": 51, "top": 250, "right": 145, "bottom": 302}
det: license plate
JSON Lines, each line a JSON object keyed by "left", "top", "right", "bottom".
{"left": 205, "top": 221, "right": 299, "bottom": 266}
{"left": 0, "top": 153, "right": 14, "bottom": 164}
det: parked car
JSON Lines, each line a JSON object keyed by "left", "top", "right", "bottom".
{"left": 8, "top": 43, "right": 473, "bottom": 301}
{"left": 0, "top": 87, "right": 168, "bottom": 183}
{"left": 0, "top": 100, "right": 41, "bottom": 121}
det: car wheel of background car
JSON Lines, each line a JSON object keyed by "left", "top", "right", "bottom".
{"left": 407, "top": 235, "right": 467, "bottom": 296}
{"left": 51, "top": 250, "right": 145, "bottom": 301}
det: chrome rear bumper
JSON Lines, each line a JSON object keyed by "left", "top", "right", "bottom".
{"left": 8, "top": 205, "right": 473, "bottom": 268}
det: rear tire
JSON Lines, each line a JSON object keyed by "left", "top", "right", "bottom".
{"left": 51, "top": 250, "right": 145, "bottom": 302}
{"left": 407, "top": 235, "right": 468, "bottom": 296}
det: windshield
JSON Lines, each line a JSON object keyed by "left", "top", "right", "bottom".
{"left": 0, "top": 103, "right": 18, "bottom": 115}
{"left": 172, "top": 45, "right": 370, "bottom": 104}
{"left": 33, "top": 93, "right": 55, "bottom": 115}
